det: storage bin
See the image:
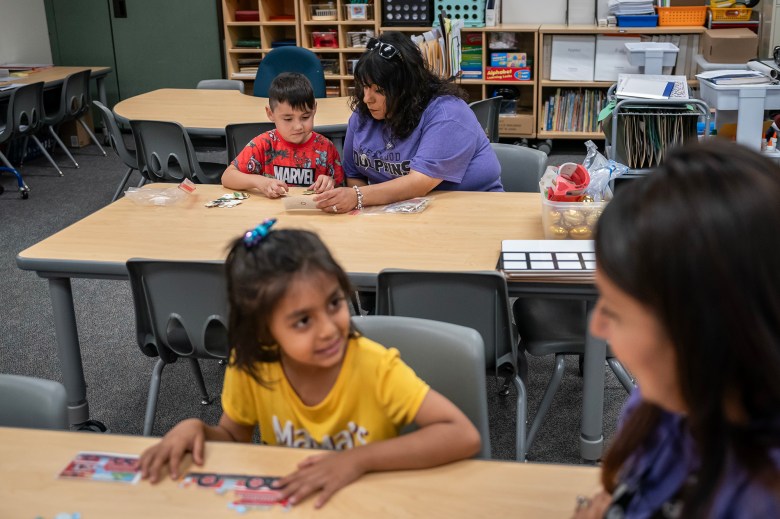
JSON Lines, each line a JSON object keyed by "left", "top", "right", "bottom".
{"left": 346, "top": 58, "right": 360, "bottom": 75}
{"left": 311, "top": 3, "right": 337, "bottom": 21}
{"left": 433, "top": 0, "right": 486, "bottom": 27}
{"left": 382, "top": 0, "right": 434, "bottom": 27}
{"left": 235, "top": 10, "right": 259, "bottom": 21}
{"left": 540, "top": 186, "right": 610, "bottom": 240}
{"left": 319, "top": 58, "right": 339, "bottom": 75}
{"left": 656, "top": 6, "right": 707, "bottom": 26}
{"left": 346, "top": 30, "right": 374, "bottom": 48}
{"left": 344, "top": 4, "right": 374, "bottom": 20}
{"left": 709, "top": 6, "right": 751, "bottom": 21}
{"left": 311, "top": 31, "right": 338, "bottom": 48}
{"left": 616, "top": 14, "right": 658, "bottom": 27}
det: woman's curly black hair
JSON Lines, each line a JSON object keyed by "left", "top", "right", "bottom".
{"left": 350, "top": 31, "right": 466, "bottom": 140}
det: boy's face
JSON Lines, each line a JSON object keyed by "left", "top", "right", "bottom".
{"left": 266, "top": 101, "right": 317, "bottom": 145}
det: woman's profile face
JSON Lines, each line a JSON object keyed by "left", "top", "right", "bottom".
{"left": 591, "top": 270, "right": 685, "bottom": 413}
{"left": 362, "top": 83, "right": 388, "bottom": 120}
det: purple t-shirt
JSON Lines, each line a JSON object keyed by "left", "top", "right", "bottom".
{"left": 611, "top": 389, "right": 780, "bottom": 518}
{"left": 343, "top": 95, "right": 503, "bottom": 192}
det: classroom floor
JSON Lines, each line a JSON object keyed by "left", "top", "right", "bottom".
{"left": 0, "top": 136, "right": 628, "bottom": 464}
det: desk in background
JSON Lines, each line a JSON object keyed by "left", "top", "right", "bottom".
{"left": 0, "top": 426, "right": 599, "bottom": 518}
{"left": 0, "top": 66, "right": 111, "bottom": 106}
{"left": 16, "top": 186, "right": 607, "bottom": 461}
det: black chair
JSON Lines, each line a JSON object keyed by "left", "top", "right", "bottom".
{"left": 468, "top": 96, "right": 502, "bottom": 143}
{"left": 130, "top": 120, "right": 224, "bottom": 184}
{"left": 225, "top": 122, "right": 275, "bottom": 163}
{"left": 93, "top": 101, "right": 140, "bottom": 200}
{"left": 253, "top": 47, "right": 326, "bottom": 98}
{"left": 127, "top": 259, "right": 229, "bottom": 436}
{"left": 0, "top": 374, "right": 68, "bottom": 430}
{"left": 43, "top": 70, "right": 106, "bottom": 170}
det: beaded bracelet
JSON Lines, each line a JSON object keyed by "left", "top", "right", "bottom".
{"left": 353, "top": 185, "right": 364, "bottom": 210}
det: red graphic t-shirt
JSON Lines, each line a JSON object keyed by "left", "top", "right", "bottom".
{"left": 232, "top": 130, "right": 344, "bottom": 186}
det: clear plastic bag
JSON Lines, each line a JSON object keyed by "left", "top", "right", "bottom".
{"left": 124, "top": 180, "right": 196, "bottom": 206}
{"left": 360, "top": 197, "right": 431, "bottom": 215}
{"left": 581, "top": 140, "right": 628, "bottom": 202}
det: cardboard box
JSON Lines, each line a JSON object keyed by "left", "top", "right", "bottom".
{"left": 498, "top": 113, "right": 534, "bottom": 135}
{"left": 550, "top": 35, "right": 596, "bottom": 81}
{"left": 700, "top": 28, "right": 757, "bottom": 64}
{"left": 58, "top": 111, "right": 95, "bottom": 149}
{"left": 594, "top": 35, "right": 641, "bottom": 81}
{"left": 486, "top": 67, "right": 531, "bottom": 81}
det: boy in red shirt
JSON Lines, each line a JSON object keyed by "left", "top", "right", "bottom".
{"left": 221, "top": 73, "right": 344, "bottom": 198}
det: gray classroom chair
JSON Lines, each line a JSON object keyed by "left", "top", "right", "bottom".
{"left": 225, "top": 122, "right": 275, "bottom": 163}
{"left": 43, "top": 69, "right": 106, "bottom": 169}
{"left": 129, "top": 120, "right": 224, "bottom": 184}
{"left": 197, "top": 79, "right": 245, "bottom": 94}
{"left": 93, "top": 101, "right": 140, "bottom": 201}
{"left": 375, "top": 270, "right": 528, "bottom": 461}
{"left": 469, "top": 96, "right": 502, "bottom": 143}
{"left": 491, "top": 142, "right": 548, "bottom": 192}
{"left": 0, "top": 374, "right": 68, "bottom": 430}
{"left": 126, "top": 259, "right": 229, "bottom": 436}
{"left": 355, "top": 316, "right": 492, "bottom": 459}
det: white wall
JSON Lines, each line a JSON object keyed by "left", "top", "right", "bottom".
{"left": 0, "top": 0, "right": 52, "bottom": 64}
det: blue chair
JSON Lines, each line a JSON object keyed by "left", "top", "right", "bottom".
{"left": 253, "top": 47, "right": 326, "bottom": 98}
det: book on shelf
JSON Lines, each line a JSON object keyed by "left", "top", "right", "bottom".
{"left": 616, "top": 74, "right": 688, "bottom": 100}
{"left": 542, "top": 88, "right": 606, "bottom": 133}
{"left": 696, "top": 70, "right": 771, "bottom": 86}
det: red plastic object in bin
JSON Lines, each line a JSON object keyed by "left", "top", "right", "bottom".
{"left": 235, "top": 10, "right": 259, "bottom": 21}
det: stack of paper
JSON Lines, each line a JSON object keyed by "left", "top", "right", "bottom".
{"left": 616, "top": 74, "right": 689, "bottom": 100}
{"left": 696, "top": 70, "right": 771, "bottom": 86}
{"left": 499, "top": 240, "right": 595, "bottom": 283}
{"left": 608, "top": 0, "right": 655, "bottom": 15}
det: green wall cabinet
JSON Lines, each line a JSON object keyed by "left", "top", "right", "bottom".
{"left": 45, "top": 0, "right": 224, "bottom": 107}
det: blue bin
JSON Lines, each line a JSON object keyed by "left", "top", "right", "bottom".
{"left": 616, "top": 14, "right": 659, "bottom": 27}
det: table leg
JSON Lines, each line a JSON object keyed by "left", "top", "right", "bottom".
{"left": 580, "top": 308, "right": 606, "bottom": 462}
{"left": 48, "top": 277, "right": 90, "bottom": 426}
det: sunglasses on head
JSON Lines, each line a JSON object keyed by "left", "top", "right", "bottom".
{"left": 367, "top": 38, "right": 402, "bottom": 61}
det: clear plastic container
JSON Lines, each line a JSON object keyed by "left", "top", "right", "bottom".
{"left": 346, "top": 30, "right": 374, "bottom": 48}
{"left": 311, "top": 3, "right": 337, "bottom": 20}
{"left": 344, "top": 3, "right": 374, "bottom": 20}
{"left": 312, "top": 31, "right": 338, "bottom": 48}
{"left": 540, "top": 191, "right": 610, "bottom": 240}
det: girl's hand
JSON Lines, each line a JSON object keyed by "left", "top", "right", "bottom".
{"left": 313, "top": 186, "right": 358, "bottom": 214}
{"left": 308, "top": 175, "right": 335, "bottom": 193}
{"left": 274, "top": 450, "right": 366, "bottom": 508}
{"left": 571, "top": 491, "right": 612, "bottom": 519}
{"left": 139, "top": 418, "right": 207, "bottom": 483}
{"left": 260, "top": 177, "right": 289, "bottom": 199}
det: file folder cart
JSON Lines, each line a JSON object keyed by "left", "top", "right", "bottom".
{"left": 697, "top": 81, "right": 780, "bottom": 158}
{"left": 603, "top": 84, "right": 710, "bottom": 178}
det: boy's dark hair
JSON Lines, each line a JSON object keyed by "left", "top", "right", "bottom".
{"left": 224, "top": 229, "right": 354, "bottom": 386}
{"left": 596, "top": 140, "right": 780, "bottom": 515}
{"left": 350, "top": 31, "right": 466, "bottom": 140}
{"left": 268, "top": 72, "right": 315, "bottom": 112}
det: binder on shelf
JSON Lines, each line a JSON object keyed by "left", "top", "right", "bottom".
{"left": 616, "top": 74, "right": 688, "bottom": 100}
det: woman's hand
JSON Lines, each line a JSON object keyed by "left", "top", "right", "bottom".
{"left": 274, "top": 450, "right": 366, "bottom": 508}
{"left": 313, "top": 186, "right": 358, "bottom": 214}
{"left": 571, "top": 490, "right": 612, "bottom": 519}
{"left": 139, "top": 418, "right": 207, "bottom": 483}
{"left": 308, "top": 175, "right": 336, "bottom": 193}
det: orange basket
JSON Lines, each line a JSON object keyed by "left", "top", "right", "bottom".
{"left": 709, "top": 6, "right": 752, "bottom": 21}
{"left": 656, "top": 6, "right": 707, "bottom": 26}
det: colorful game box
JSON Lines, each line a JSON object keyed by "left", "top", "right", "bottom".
{"left": 58, "top": 452, "right": 141, "bottom": 484}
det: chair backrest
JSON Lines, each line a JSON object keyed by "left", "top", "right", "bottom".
{"left": 225, "top": 122, "right": 276, "bottom": 161}
{"left": 129, "top": 119, "right": 202, "bottom": 183}
{"left": 491, "top": 142, "right": 548, "bottom": 193}
{"left": 376, "top": 270, "right": 518, "bottom": 375}
{"left": 468, "top": 96, "right": 502, "bottom": 143}
{"left": 1, "top": 82, "right": 44, "bottom": 143}
{"left": 0, "top": 374, "right": 68, "bottom": 430}
{"left": 197, "top": 79, "right": 245, "bottom": 94}
{"left": 126, "top": 259, "right": 229, "bottom": 364}
{"left": 46, "top": 70, "right": 92, "bottom": 125}
{"left": 253, "top": 47, "right": 326, "bottom": 98}
{"left": 354, "top": 315, "right": 492, "bottom": 459}
{"left": 93, "top": 100, "right": 137, "bottom": 170}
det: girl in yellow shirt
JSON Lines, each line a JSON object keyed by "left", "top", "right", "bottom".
{"left": 139, "top": 219, "right": 480, "bottom": 508}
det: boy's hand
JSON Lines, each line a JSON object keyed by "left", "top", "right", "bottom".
{"left": 274, "top": 450, "right": 366, "bottom": 508}
{"left": 260, "top": 177, "right": 289, "bottom": 199}
{"left": 308, "top": 175, "right": 335, "bottom": 193}
{"left": 139, "top": 418, "right": 207, "bottom": 483}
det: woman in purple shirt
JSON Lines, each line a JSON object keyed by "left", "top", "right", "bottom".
{"left": 314, "top": 31, "right": 502, "bottom": 214}
{"left": 574, "top": 141, "right": 780, "bottom": 518}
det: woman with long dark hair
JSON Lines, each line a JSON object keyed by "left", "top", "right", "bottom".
{"left": 574, "top": 140, "right": 780, "bottom": 518}
{"left": 314, "top": 31, "right": 502, "bottom": 214}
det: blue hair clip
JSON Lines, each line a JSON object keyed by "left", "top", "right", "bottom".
{"left": 243, "top": 218, "right": 277, "bottom": 248}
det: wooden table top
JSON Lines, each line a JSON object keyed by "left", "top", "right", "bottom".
{"left": 17, "top": 186, "right": 545, "bottom": 276}
{"left": 112, "top": 89, "right": 352, "bottom": 131}
{"left": 0, "top": 426, "right": 599, "bottom": 518}
{"left": 0, "top": 65, "right": 111, "bottom": 87}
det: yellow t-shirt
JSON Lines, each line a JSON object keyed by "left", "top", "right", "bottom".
{"left": 221, "top": 336, "right": 430, "bottom": 450}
